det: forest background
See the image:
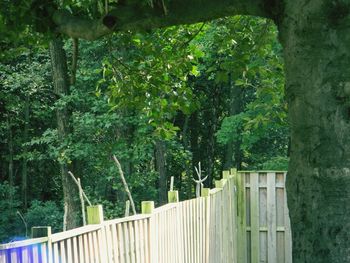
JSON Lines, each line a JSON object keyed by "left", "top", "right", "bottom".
{"left": 0, "top": 16, "right": 288, "bottom": 242}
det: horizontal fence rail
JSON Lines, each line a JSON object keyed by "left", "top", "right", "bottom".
{"left": 0, "top": 170, "right": 292, "bottom": 263}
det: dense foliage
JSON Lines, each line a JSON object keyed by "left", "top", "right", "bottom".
{"left": 0, "top": 16, "right": 288, "bottom": 242}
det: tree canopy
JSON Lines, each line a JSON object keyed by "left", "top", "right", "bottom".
{"left": 0, "top": 13, "right": 288, "bottom": 242}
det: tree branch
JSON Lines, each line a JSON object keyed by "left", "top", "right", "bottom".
{"left": 52, "top": 0, "right": 270, "bottom": 40}
{"left": 52, "top": 10, "right": 112, "bottom": 40}
{"left": 68, "top": 171, "right": 92, "bottom": 206}
{"left": 112, "top": 155, "right": 137, "bottom": 215}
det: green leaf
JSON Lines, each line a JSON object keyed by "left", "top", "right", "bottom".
{"left": 190, "top": 65, "right": 200, "bottom": 76}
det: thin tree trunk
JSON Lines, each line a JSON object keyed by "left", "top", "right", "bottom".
{"left": 206, "top": 87, "right": 218, "bottom": 187}
{"left": 280, "top": 2, "right": 350, "bottom": 261}
{"left": 224, "top": 79, "right": 243, "bottom": 170}
{"left": 181, "top": 114, "right": 193, "bottom": 197}
{"left": 7, "top": 116, "right": 14, "bottom": 200}
{"left": 49, "top": 37, "right": 80, "bottom": 230}
{"left": 231, "top": 85, "right": 243, "bottom": 171}
{"left": 155, "top": 139, "right": 167, "bottom": 204}
{"left": 22, "top": 96, "right": 29, "bottom": 209}
{"left": 190, "top": 112, "right": 201, "bottom": 189}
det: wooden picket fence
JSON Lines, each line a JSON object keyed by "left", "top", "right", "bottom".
{"left": 0, "top": 170, "right": 292, "bottom": 263}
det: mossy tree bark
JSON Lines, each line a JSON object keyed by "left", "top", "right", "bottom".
{"left": 280, "top": 1, "right": 350, "bottom": 262}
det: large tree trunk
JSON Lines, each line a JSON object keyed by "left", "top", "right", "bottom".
{"left": 280, "top": 1, "right": 350, "bottom": 262}
{"left": 49, "top": 37, "right": 80, "bottom": 230}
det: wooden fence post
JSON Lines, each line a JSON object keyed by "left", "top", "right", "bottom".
{"left": 235, "top": 171, "right": 247, "bottom": 263}
{"left": 31, "top": 226, "right": 53, "bottom": 263}
{"left": 142, "top": 201, "right": 155, "bottom": 263}
{"left": 31, "top": 226, "right": 51, "bottom": 238}
{"left": 141, "top": 201, "right": 154, "bottom": 214}
{"left": 168, "top": 191, "right": 179, "bottom": 203}
{"left": 87, "top": 205, "right": 104, "bottom": 224}
{"left": 86, "top": 205, "right": 108, "bottom": 263}
{"left": 201, "top": 188, "right": 210, "bottom": 197}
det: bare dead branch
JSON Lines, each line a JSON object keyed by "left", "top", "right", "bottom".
{"left": 112, "top": 155, "right": 137, "bottom": 215}
{"left": 68, "top": 171, "right": 92, "bottom": 206}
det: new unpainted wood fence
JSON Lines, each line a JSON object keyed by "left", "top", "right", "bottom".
{"left": 0, "top": 170, "right": 292, "bottom": 263}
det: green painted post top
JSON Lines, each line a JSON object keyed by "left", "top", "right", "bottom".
{"left": 168, "top": 191, "right": 179, "bottom": 203}
{"left": 222, "top": 170, "right": 230, "bottom": 179}
{"left": 31, "top": 226, "right": 51, "bottom": 238}
{"left": 201, "top": 188, "right": 210, "bottom": 197}
{"left": 87, "top": 205, "right": 104, "bottom": 224}
{"left": 141, "top": 201, "right": 154, "bottom": 214}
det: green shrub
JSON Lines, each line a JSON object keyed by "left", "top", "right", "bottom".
{"left": 25, "top": 200, "right": 63, "bottom": 233}
{"left": 262, "top": 156, "right": 289, "bottom": 170}
{"left": 0, "top": 182, "right": 23, "bottom": 243}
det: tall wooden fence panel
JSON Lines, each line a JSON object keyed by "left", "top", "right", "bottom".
{"left": 236, "top": 171, "right": 292, "bottom": 263}
{"left": 0, "top": 170, "right": 292, "bottom": 263}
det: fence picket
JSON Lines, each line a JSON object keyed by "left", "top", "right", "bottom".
{"left": 72, "top": 236, "right": 79, "bottom": 263}
{"left": 117, "top": 223, "right": 125, "bottom": 263}
{"left": 250, "top": 172, "right": 259, "bottom": 263}
{"left": 61, "top": 241, "right": 66, "bottom": 263}
{"left": 21, "top": 246, "right": 29, "bottom": 263}
{"left": 267, "top": 172, "right": 277, "bottom": 263}
{"left": 125, "top": 222, "right": 130, "bottom": 262}
{"left": 53, "top": 242, "right": 59, "bottom": 263}
{"left": 236, "top": 172, "right": 247, "bottom": 263}
{"left": 110, "top": 223, "right": 118, "bottom": 263}
{"left": 144, "top": 219, "right": 150, "bottom": 263}
{"left": 134, "top": 220, "right": 140, "bottom": 263}
{"left": 66, "top": 237, "right": 72, "bottom": 263}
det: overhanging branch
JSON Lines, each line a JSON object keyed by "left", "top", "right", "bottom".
{"left": 53, "top": 10, "right": 112, "bottom": 40}
{"left": 52, "top": 0, "right": 271, "bottom": 40}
